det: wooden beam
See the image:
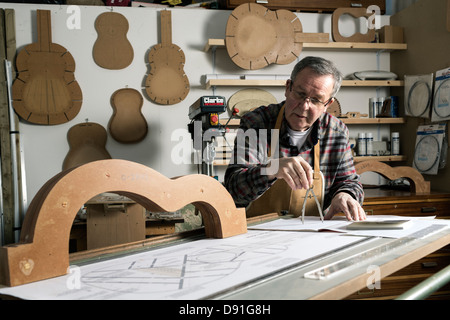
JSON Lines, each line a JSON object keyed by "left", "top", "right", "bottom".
{"left": 0, "top": 160, "right": 247, "bottom": 287}
{"left": 0, "top": 9, "right": 15, "bottom": 244}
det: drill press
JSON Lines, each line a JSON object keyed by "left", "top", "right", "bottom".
{"left": 188, "top": 96, "right": 227, "bottom": 178}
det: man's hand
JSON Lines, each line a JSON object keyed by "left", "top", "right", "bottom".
{"left": 324, "top": 192, "right": 366, "bottom": 221}
{"left": 265, "top": 156, "right": 314, "bottom": 190}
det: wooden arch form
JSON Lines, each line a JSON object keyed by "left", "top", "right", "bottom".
{"left": 355, "top": 160, "right": 430, "bottom": 194}
{"left": 0, "top": 160, "right": 247, "bottom": 287}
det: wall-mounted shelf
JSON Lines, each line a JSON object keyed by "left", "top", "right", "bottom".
{"left": 204, "top": 39, "right": 407, "bottom": 52}
{"left": 216, "top": 118, "right": 407, "bottom": 166}
{"left": 206, "top": 79, "right": 284, "bottom": 89}
{"left": 206, "top": 79, "right": 404, "bottom": 89}
{"left": 339, "top": 118, "right": 406, "bottom": 125}
{"left": 220, "top": 118, "right": 406, "bottom": 126}
{"left": 341, "top": 80, "right": 404, "bottom": 87}
{"left": 208, "top": 37, "right": 408, "bottom": 168}
{"left": 353, "top": 155, "right": 407, "bottom": 162}
{"left": 213, "top": 155, "right": 407, "bottom": 167}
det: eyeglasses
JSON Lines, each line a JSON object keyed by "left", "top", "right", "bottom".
{"left": 289, "top": 82, "right": 333, "bottom": 107}
{"left": 290, "top": 90, "right": 333, "bottom": 107}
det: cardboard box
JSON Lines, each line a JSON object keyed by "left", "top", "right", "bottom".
{"left": 379, "top": 25, "right": 404, "bottom": 43}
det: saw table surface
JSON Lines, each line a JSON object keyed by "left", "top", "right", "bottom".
{"left": 1, "top": 216, "right": 449, "bottom": 300}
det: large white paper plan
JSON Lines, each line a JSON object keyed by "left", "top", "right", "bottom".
{"left": 248, "top": 215, "right": 450, "bottom": 239}
{"left": 0, "top": 230, "right": 367, "bottom": 300}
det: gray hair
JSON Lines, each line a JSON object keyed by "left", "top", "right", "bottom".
{"left": 290, "top": 56, "right": 343, "bottom": 97}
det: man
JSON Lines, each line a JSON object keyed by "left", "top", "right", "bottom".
{"left": 224, "top": 56, "right": 366, "bottom": 221}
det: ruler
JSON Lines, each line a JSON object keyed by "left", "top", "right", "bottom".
{"left": 304, "top": 224, "right": 448, "bottom": 280}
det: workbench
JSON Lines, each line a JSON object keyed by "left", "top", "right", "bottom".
{"left": 220, "top": 220, "right": 450, "bottom": 300}
{"left": 1, "top": 211, "right": 449, "bottom": 301}
{"left": 1, "top": 160, "right": 449, "bottom": 301}
{"left": 347, "top": 188, "right": 450, "bottom": 299}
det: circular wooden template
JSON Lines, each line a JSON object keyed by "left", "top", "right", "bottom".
{"left": 327, "top": 98, "right": 342, "bottom": 117}
{"left": 225, "top": 3, "right": 303, "bottom": 70}
{"left": 228, "top": 88, "right": 278, "bottom": 116}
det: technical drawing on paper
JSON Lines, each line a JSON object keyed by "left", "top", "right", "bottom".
{"left": 0, "top": 229, "right": 367, "bottom": 300}
{"left": 81, "top": 237, "right": 289, "bottom": 297}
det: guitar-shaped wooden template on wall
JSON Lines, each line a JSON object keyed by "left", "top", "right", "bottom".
{"left": 225, "top": 3, "right": 303, "bottom": 70}
{"left": 109, "top": 88, "right": 148, "bottom": 143}
{"left": 12, "top": 9, "right": 82, "bottom": 125}
{"left": 145, "top": 10, "right": 189, "bottom": 105}
{"left": 62, "top": 122, "right": 112, "bottom": 171}
{"left": 332, "top": 8, "right": 376, "bottom": 42}
{"left": 93, "top": 12, "right": 134, "bottom": 70}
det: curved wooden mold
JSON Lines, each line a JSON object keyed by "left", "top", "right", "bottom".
{"left": 145, "top": 10, "right": 190, "bottom": 105}
{"left": 109, "top": 88, "right": 148, "bottom": 143}
{"left": 355, "top": 160, "right": 430, "bottom": 194}
{"left": 225, "top": 3, "right": 303, "bottom": 70}
{"left": 93, "top": 12, "right": 134, "bottom": 70}
{"left": 327, "top": 98, "right": 342, "bottom": 118}
{"left": 12, "top": 10, "right": 82, "bottom": 125}
{"left": 0, "top": 160, "right": 247, "bottom": 287}
{"left": 332, "top": 7, "right": 376, "bottom": 43}
{"left": 62, "top": 122, "right": 112, "bottom": 170}
{"left": 227, "top": 88, "right": 277, "bottom": 117}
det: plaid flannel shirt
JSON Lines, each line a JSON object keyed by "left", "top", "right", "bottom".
{"left": 224, "top": 102, "right": 364, "bottom": 209}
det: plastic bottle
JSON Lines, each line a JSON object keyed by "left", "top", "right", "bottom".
{"left": 377, "top": 97, "right": 385, "bottom": 115}
{"left": 366, "top": 132, "right": 374, "bottom": 156}
{"left": 369, "top": 98, "right": 377, "bottom": 118}
{"left": 391, "top": 132, "right": 400, "bottom": 155}
{"left": 358, "top": 133, "right": 366, "bottom": 156}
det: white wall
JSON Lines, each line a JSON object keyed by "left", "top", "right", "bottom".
{"left": 386, "top": 0, "right": 420, "bottom": 15}
{"left": 1, "top": 3, "right": 391, "bottom": 213}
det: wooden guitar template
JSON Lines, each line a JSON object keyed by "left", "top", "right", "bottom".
{"left": 12, "top": 9, "right": 82, "bottom": 125}
{"left": 332, "top": 7, "right": 376, "bottom": 42}
{"left": 109, "top": 88, "right": 148, "bottom": 143}
{"left": 62, "top": 122, "right": 112, "bottom": 171}
{"left": 225, "top": 3, "right": 303, "bottom": 70}
{"left": 355, "top": 160, "right": 430, "bottom": 194}
{"left": 0, "top": 159, "right": 247, "bottom": 287}
{"left": 145, "top": 10, "right": 190, "bottom": 105}
{"left": 93, "top": 11, "right": 134, "bottom": 70}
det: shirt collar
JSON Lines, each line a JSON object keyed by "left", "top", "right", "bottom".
{"left": 280, "top": 111, "right": 322, "bottom": 151}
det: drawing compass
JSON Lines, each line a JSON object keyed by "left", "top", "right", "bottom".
{"left": 301, "top": 186, "right": 324, "bottom": 224}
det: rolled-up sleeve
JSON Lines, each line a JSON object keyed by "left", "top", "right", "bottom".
{"left": 224, "top": 114, "right": 274, "bottom": 207}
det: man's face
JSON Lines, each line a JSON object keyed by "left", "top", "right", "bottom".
{"left": 284, "top": 67, "right": 335, "bottom": 132}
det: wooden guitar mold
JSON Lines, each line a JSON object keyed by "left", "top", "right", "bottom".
{"left": 332, "top": 8, "right": 376, "bottom": 43}
{"left": 12, "top": 10, "right": 82, "bottom": 125}
{"left": 355, "top": 160, "right": 430, "bottom": 194}
{"left": 62, "top": 122, "right": 112, "bottom": 171}
{"left": 145, "top": 10, "right": 190, "bottom": 105}
{"left": 109, "top": 88, "right": 148, "bottom": 143}
{"left": 93, "top": 12, "right": 134, "bottom": 70}
{"left": 0, "top": 159, "right": 247, "bottom": 287}
{"left": 225, "top": 3, "right": 303, "bottom": 70}
{"left": 227, "top": 88, "right": 277, "bottom": 117}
